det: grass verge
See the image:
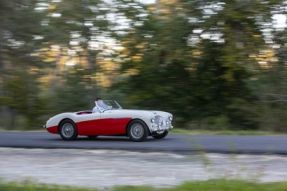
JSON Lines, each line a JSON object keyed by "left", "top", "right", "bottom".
{"left": 1, "top": 180, "right": 287, "bottom": 191}
{"left": 171, "top": 128, "right": 284, "bottom": 135}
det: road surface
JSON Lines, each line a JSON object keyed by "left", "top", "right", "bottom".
{"left": 0, "top": 131, "right": 287, "bottom": 154}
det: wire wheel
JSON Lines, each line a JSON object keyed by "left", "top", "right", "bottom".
{"left": 59, "top": 119, "right": 78, "bottom": 140}
{"left": 128, "top": 120, "right": 148, "bottom": 142}
{"left": 130, "top": 124, "right": 144, "bottom": 138}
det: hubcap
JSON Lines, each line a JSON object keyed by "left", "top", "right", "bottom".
{"left": 61, "top": 123, "right": 74, "bottom": 138}
{"left": 130, "top": 123, "right": 144, "bottom": 139}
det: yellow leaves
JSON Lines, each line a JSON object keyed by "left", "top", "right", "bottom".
{"left": 125, "top": 68, "right": 139, "bottom": 76}
{"left": 95, "top": 58, "right": 119, "bottom": 88}
{"left": 250, "top": 49, "right": 278, "bottom": 69}
{"left": 153, "top": 0, "right": 180, "bottom": 17}
{"left": 36, "top": 43, "right": 123, "bottom": 89}
{"left": 38, "top": 45, "right": 60, "bottom": 63}
{"left": 38, "top": 45, "right": 84, "bottom": 69}
{"left": 98, "top": 59, "right": 119, "bottom": 71}
{"left": 135, "top": 43, "right": 146, "bottom": 49}
{"left": 94, "top": 73, "right": 111, "bottom": 88}
{"left": 148, "top": 6, "right": 156, "bottom": 12}
{"left": 39, "top": 74, "right": 54, "bottom": 88}
{"left": 192, "top": 50, "right": 202, "bottom": 58}
{"left": 29, "top": 67, "right": 40, "bottom": 75}
{"left": 253, "top": 34, "right": 261, "bottom": 38}
{"left": 160, "top": 0, "right": 178, "bottom": 5}
{"left": 131, "top": 54, "right": 143, "bottom": 62}
{"left": 48, "top": 4, "right": 57, "bottom": 11}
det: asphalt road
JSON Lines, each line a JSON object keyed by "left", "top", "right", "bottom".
{"left": 0, "top": 131, "right": 287, "bottom": 154}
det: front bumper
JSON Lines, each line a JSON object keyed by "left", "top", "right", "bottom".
{"left": 150, "top": 123, "right": 173, "bottom": 132}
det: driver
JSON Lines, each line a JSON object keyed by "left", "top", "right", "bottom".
{"left": 92, "top": 98, "right": 111, "bottom": 113}
{"left": 92, "top": 98, "right": 101, "bottom": 113}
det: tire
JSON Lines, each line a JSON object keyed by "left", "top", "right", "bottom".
{"left": 87, "top": 136, "right": 98, "bottom": 140}
{"left": 152, "top": 130, "right": 168, "bottom": 139}
{"left": 59, "top": 119, "right": 78, "bottom": 140}
{"left": 127, "top": 120, "right": 148, "bottom": 142}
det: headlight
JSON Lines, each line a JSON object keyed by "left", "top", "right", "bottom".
{"left": 151, "top": 118, "right": 155, "bottom": 123}
{"left": 168, "top": 116, "right": 173, "bottom": 121}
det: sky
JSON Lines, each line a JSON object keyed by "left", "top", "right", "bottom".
{"left": 138, "top": 0, "right": 155, "bottom": 4}
{"left": 273, "top": 14, "right": 287, "bottom": 29}
{"left": 139, "top": 0, "right": 287, "bottom": 29}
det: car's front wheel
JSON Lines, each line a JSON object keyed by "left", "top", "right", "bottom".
{"left": 59, "top": 119, "right": 78, "bottom": 140}
{"left": 128, "top": 120, "right": 148, "bottom": 142}
{"left": 152, "top": 130, "right": 168, "bottom": 139}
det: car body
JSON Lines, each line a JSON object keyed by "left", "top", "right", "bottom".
{"left": 44, "top": 100, "right": 173, "bottom": 141}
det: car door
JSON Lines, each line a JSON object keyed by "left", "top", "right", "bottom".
{"left": 99, "top": 110, "right": 130, "bottom": 135}
{"left": 76, "top": 112, "right": 102, "bottom": 135}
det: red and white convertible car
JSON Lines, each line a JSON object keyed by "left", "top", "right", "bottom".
{"left": 44, "top": 100, "right": 173, "bottom": 141}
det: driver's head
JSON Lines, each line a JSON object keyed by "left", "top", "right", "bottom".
{"left": 95, "top": 97, "right": 102, "bottom": 104}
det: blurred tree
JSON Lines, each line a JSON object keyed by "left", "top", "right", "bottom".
{"left": 50, "top": 67, "right": 93, "bottom": 114}
{"left": 0, "top": 0, "right": 47, "bottom": 129}
{"left": 41, "top": 0, "right": 146, "bottom": 97}
{"left": 192, "top": 40, "right": 258, "bottom": 129}
{"left": 0, "top": 0, "right": 145, "bottom": 129}
{"left": 115, "top": 1, "right": 194, "bottom": 125}
{"left": 0, "top": 0, "right": 286, "bottom": 131}
{"left": 256, "top": 27, "right": 287, "bottom": 132}
{"left": 1, "top": 71, "right": 44, "bottom": 129}
{"left": 116, "top": 0, "right": 285, "bottom": 129}
{"left": 184, "top": 0, "right": 285, "bottom": 129}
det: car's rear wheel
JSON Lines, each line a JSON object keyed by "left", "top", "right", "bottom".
{"left": 128, "top": 120, "right": 148, "bottom": 142}
{"left": 152, "top": 130, "right": 168, "bottom": 139}
{"left": 59, "top": 119, "right": 78, "bottom": 140}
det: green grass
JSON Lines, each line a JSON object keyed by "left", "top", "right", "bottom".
{"left": 171, "top": 128, "right": 284, "bottom": 135}
{"left": 1, "top": 180, "right": 287, "bottom": 191}
{"left": 0, "top": 181, "right": 92, "bottom": 191}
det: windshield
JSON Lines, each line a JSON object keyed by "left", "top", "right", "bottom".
{"left": 97, "top": 100, "right": 122, "bottom": 111}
